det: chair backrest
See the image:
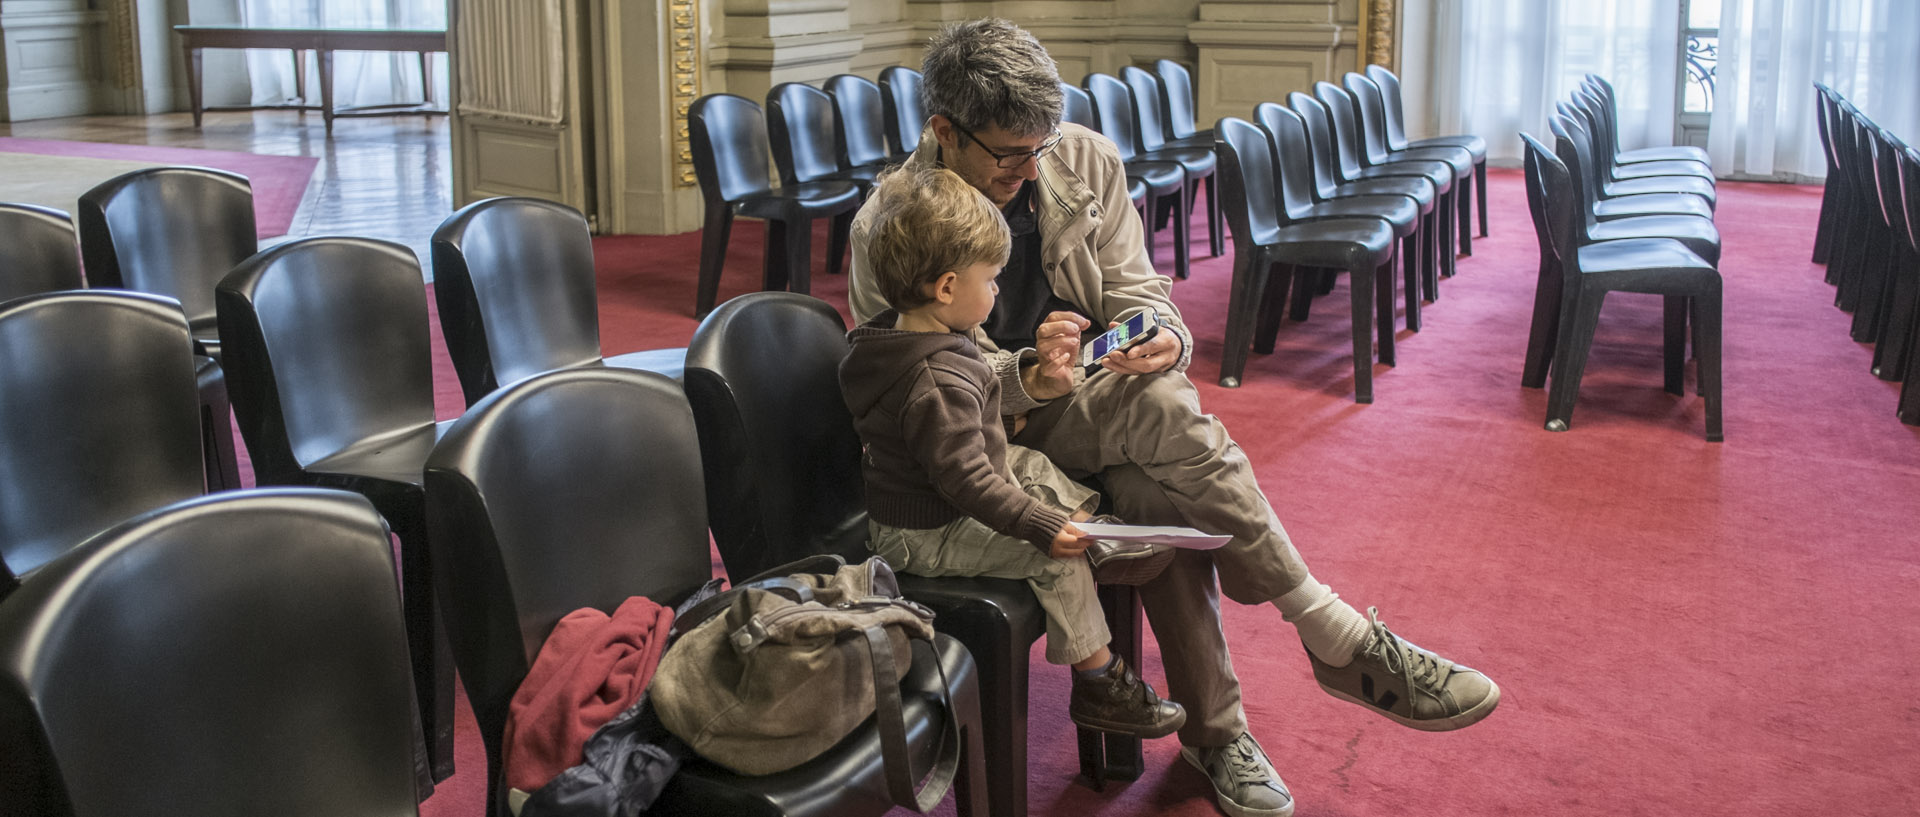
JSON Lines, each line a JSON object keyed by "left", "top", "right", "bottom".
{"left": 0, "top": 489, "right": 420, "bottom": 817}
{"left": 1549, "top": 110, "right": 1608, "bottom": 235}
{"left": 1212, "top": 116, "right": 1283, "bottom": 255}
{"left": 1084, "top": 72, "right": 1144, "bottom": 161}
{"left": 1519, "top": 132, "right": 1567, "bottom": 271}
{"left": 1869, "top": 129, "right": 1902, "bottom": 229}
{"left": 1341, "top": 72, "right": 1395, "bottom": 166}
{"left": 75, "top": 166, "right": 256, "bottom": 333}
{"left": 1570, "top": 87, "right": 1624, "bottom": 176}
{"left": 1901, "top": 146, "right": 1920, "bottom": 251}
{"left": 423, "top": 367, "right": 710, "bottom": 808}
{"left": 431, "top": 196, "right": 605, "bottom": 407}
{"left": 688, "top": 93, "right": 776, "bottom": 205}
{"left": 879, "top": 66, "right": 926, "bottom": 157}
{"left": 0, "top": 204, "right": 83, "bottom": 302}
{"left": 1313, "top": 81, "right": 1369, "bottom": 181}
{"left": 1121, "top": 65, "right": 1172, "bottom": 152}
{"left": 1288, "top": 91, "right": 1348, "bottom": 197}
{"left": 766, "top": 82, "right": 844, "bottom": 187}
{"left": 1253, "top": 102, "right": 1326, "bottom": 221}
{"left": 0, "top": 291, "right": 204, "bottom": 579}
{"left": 1154, "top": 59, "right": 1202, "bottom": 140}
{"left": 683, "top": 292, "right": 868, "bottom": 580}
{"left": 1366, "top": 64, "right": 1413, "bottom": 151}
{"left": 1536, "top": 123, "right": 1586, "bottom": 270}
{"left": 215, "top": 237, "right": 435, "bottom": 485}
{"left": 1060, "top": 81, "right": 1096, "bottom": 130}
{"left": 825, "top": 74, "right": 892, "bottom": 171}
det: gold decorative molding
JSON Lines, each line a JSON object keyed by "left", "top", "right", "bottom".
{"left": 671, "top": 0, "right": 701, "bottom": 187}
{"left": 1360, "top": 0, "right": 1396, "bottom": 72}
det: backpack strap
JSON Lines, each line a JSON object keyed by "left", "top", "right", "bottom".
{"left": 863, "top": 624, "right": 959, "bottom": 813}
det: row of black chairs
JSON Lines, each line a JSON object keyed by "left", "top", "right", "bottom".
{"left": 1811, "top": 82, "right": 1920, "bottom": 425}
{"left": 1519, "top": 76, "right": 1724, "bottom": 441}
{"left": 1209, "top": 70, "right": 1486, "bottom": 402}
{"left": 2, "top": 168, "right": 1140, "bottom": 815}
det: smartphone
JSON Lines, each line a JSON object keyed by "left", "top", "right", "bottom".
{"left": 1081, "top": 310, "right": 1160, "bottom": 373}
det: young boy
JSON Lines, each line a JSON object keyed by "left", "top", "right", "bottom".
{"left": 838, "top": 164, "right": 1184, "bottom": 738}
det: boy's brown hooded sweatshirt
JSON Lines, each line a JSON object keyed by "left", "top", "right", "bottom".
{"left": 840, "top": 310, "right": 1070, "bottom": 552}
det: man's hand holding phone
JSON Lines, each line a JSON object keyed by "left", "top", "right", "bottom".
{"left": 1086, "top": 310, "right": 1178, "bottom": 375}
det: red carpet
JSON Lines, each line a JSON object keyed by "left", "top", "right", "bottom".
{"left": 0, "top": 136, "right": 316, "bottom": 239}
{"left": 396, "top": 170, "right": 1919, "bottom": 817}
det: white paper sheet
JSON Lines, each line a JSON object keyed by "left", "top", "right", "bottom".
{"left": 1075, "top": 522, "right": 1231, "bottom": 550}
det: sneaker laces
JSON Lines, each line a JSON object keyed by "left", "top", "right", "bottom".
{"left": 1217, "top": 734, "right": 1275, "bottom": 786}
{"left": 1360, "top": 607, "right": 1448, "bottom": 689}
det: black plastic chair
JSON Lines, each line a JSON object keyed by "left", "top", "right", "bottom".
{"left": 1291, "top": 91, "right": 1444, "bottom": 308}
{"left": 688, "top": 93, "right": 863, "bottom": 319}
{"left": 1086, "top": 72, "right": 1191, "bottom": 279}
{"left": 215, "top": 235, "right": 456, "bottom": 781}
{"left": 1123, "top": 65, "right": 1223, "bottom": 258}
{"left": 1214, "top": 116, "right": 1398, "bottom": 400}
{"left": 1522, "top": 132, "right": 1723, "bottom": 441}
{"left": 767, "top": 81, "right": 877, "bottom": 279}
{"left": 75, "top": 167, "right": 248, "bottom": 491}
{"left": 682, "top": 292, "right": 1149, "bottom": 816}
{"left": 1811, "top": 83, "right": 1843, "bottom": 265}
{"left": 879, "top": 65, "right": 926, "bottom": 162}
{"left": 1573, "top": 86, "right": 1713, "bottom": 184}
{"left": 1520, "top": 128, "right": 1720, "bottom": 394}
{"left": 824, "top": 74, "right": 896, "bottom": 178}
{"left": 1584, "top": 76, "right": 1713, "bottom": 167}
{"left": 1152, "top": 59, "right": 1214, "bottom": 150}
{"left": 430, "top": 196, "right": 685, "bottom": 407}
{"left": 1561, "top": 97, "right": 1717, "bottom": 205}
{"left": 422, "top": 366, "right": 987, "bottom": 817}
{"left": 1899, "top": 144, "right": 1920, "bottom": 426}
{"left": 0, "top": 488, "right": 424, "bottom": 817}
{"left": 1340, "top": 74, "right": 1473, "bottom": 273}
{"left": 1255, "top": 102, "right": 1423, "bottom": 332}
{"left": 1063, "top": 81, "right": 1151, "bottom": 250}
{"left": 0, "top": 291, "right": 204, "bottom": 586}
{"left": 0, "top": 203, "right": 84, "bottom": 302}
{"left": 1366, "top": 64, "right": 1490, "bottom": 243}
{"left": 1862, "top": 127, "right": 1917, "bottom": 379}
{"left": 1551, "top": 109, "right": 1715, "bottom": 223}
{"left": 1314, "top": 80, "right": 1461, "bottom": 282}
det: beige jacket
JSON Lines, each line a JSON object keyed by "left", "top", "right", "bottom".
{"left": 848, "top": 121, "right": 1194, "bottom": 415}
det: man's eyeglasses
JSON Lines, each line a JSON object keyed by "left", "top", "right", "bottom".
{"left": 954, "top": 124, "right": 1064, "bottom": 169}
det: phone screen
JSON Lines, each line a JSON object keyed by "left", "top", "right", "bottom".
{"left": 1087, "top": 311, "right": 1155, "bottom": 362}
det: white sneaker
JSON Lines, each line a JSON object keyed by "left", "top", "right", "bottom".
{"left": 1180, "top": 731, "right": 1294, "bottom": 817}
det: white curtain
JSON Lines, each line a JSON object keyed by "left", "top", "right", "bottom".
{"left": 1426, "top": 0, "right": 1682, "bottom": 165}
{"left": 1708, "top": 0, "right": 1920, "bottom": 180}
{"left": 240, "top": 0, "right": 449, "bottom": 108}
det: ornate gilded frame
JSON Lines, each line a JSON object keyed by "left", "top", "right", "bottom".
{"left": 1359, "top": 0, "right": 1397, "bottom": 72}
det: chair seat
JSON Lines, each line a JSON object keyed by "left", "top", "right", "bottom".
{"left": 604, "top": 348, "right": 688, "bottom": 381}
{"left": 1619, "top": 145, "right": 1711, "bottom": 165}
{"left": 1609, "top": 159, "right": 1714, "bottom": 182}
{"left": 1601, "top": 174, "right": 1718, "bottom": 204}
{"left": 1410, "top": 134, "right": 1487, "bottom": 162}
{"left": 1270, "top": 219, "right": 1398, "bottom": 270}
{"left": 1356, "top": 159, "right": 1453, "bottom": 192}
{"left": 737, "top": 181, "right": 863, "bottom": 221}
{"left": 1140, "top": 147, "right": 1215, "bottom": 176}
{"left": 1328, "top": 176, "right": 1435, "bottom": 210}
{"left": 1593, "top": 191, "right": 1715, "bottom": 221}
{"left": 1302, "top": 195, "right": 1419, "bottom": 237}
{"left": 1389, "top": 146, "right": 1472, "bottom": 176}
{"left": 1127, "top": 177, "right": 1147, "bottom": 207}
{"left": 1588, "top": 214, "right": 1721, "bottom": 265}
{"left": 1127, "top": 161, "right": 1186, "bottom": 193}
{"left": 303, "top": 420, "right": 451, "bottom": 487}
{"left": 1163, "top": 133, "right": 1214, "bottom": 152}
{"left": 1576, "top": 237, "right": 1719, "bottom": 287}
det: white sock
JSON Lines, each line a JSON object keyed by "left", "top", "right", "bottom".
{"left": 1273, "top": 575, "right": 1372, "bottom": 668}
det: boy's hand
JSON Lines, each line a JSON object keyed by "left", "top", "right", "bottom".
{"left": 1100, "top": 320, "right": 1180, "bottom": 375}
{"left": 1050, "top": 521, "right": 1092, "bottom": 559}
{"left": 1024, "top": 311, "right": 1090, "bottom": 400}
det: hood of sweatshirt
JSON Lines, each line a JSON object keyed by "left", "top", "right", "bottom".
{"left": 841, "top": 310, "right": 985, "bottom": 417}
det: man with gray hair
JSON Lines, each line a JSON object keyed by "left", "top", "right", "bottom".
{"left": 847, "top": 18, "right": 1499, "bottom": 817}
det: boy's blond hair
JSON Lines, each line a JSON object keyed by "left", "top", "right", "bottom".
{"left": 865, "top": 165, "right": 1011, "bottom": 311}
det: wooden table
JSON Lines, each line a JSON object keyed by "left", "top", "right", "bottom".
{"left": 175, "top": 26, "right": 449, "bottom": 132}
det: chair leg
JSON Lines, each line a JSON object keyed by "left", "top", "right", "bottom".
{"left": 1141, "top": 199, "right": 1156, "bottom": 260}
{"left": 1375, "top": 259, "right": 1396, "bottom": 368}
{"left": 1457, "top": 168, "right": 1473, "bottom": 257}
{"left": 1545, "top": 291, "right": 1607, "bottom": 431}
{"left": 1172, "top": 184, "right": 1191, "bottom": 280}
{"left": 1440, "top": 188, "right": 1458, "bottom": 278}
{"left": 1812, "top": 176, "right": 1837, "bottom": 264}
{"left": 1205, "top": 174, "right": 1224, "bottom": 258}
{"left": 1663, "top": 295, "right": 1688, "bottom": 396}
{"left": 826, "top": 209, "right": 853, "bottom": 276}
{"left": 1349, "top": 263, "right": 1375, "bottom": 404}
{"left": 1219, "top": 252, "right": 1274, "bottom": 387}
{"left": 1476, "top": 159, "right": 1490, "bottom": 237}
{"left": 1694, "top": 287, "right": 1724, "bottom": 442}
{"left": 1900, "top": 304, "right": 1920, "bottom": 425}
{"left": 1423, "top": 208, "right": 1441, "bottom": 303}
{"left": 1873, "top": 247, "right": 1918, "bottom": 380}
{"left": 389, "top": 501, "right": 456, "bottom": 783}
{"left": 195, "top": 358, "right": 243, "bottom": 491}
{"left": 1287, "top": 266, "right": 1316, "bottom": 323}
{"left": 1849, "top": 229, "right": 1893, "bottom": 342}
{"left": 765, "top": 218, "right": 814, "bottom": 297}
{"left": 1521, "top": 256, "right": 1563, "bottom": 389}
{"left": 1254, "top": 263, "right": 1294, "bottom": 355}
{"left": 695, "top": 204, "right": 735, "bottom": 318}
{"left": 1078, "top": 584, "right": 1146, "bottom": 787}
{"left": 1402, "top": 233, "right": 1422, "bottom": 332}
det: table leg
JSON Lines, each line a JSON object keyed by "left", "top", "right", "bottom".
{"left": 418, "top": 51, "right": 432, "bottom": 106}
{"left": 320, "top": 49, "right": 335, "bottom": 133}
{"left": 183, "top": 46, "right": 205, "bottom": 127}
{"left": 292, "top": 49, "right": 306, "bottom": 106}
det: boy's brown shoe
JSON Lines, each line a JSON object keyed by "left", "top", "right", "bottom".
{"left": 1308, "top": 607, "right": 1501, "bottom": 731}
{"left": 1069, "top": 655, "right": 1186, "bottom": 738}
